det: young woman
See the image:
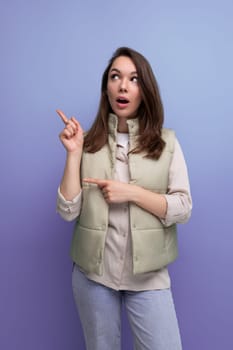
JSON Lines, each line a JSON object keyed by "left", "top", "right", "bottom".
{"left": 56, "top": 47, "right": 192, "bottom": 350}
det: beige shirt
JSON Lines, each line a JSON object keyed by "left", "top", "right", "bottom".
{"left": 57, "top": 134, "right": 192, "bottom": 291}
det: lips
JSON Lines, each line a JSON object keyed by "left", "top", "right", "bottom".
{"left": 116, "top": 96, "right": 129, "bottom": 105}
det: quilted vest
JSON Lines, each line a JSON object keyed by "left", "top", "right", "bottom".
{"left": 70, "top": 114, "right": 177, "bottom": 275}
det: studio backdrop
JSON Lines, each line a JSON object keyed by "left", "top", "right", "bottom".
{"left": 1, "top": 1, "right": 233, "bottom": 349}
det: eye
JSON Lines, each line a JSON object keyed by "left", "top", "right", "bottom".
{"left": 131, "top": 76, "right": 139, "bottom": 83}
{"left": 110, "top": 73, "right": 119, "bottom": 80}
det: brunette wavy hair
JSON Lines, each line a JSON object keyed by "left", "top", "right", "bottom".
{"left": 84, "top": 47, "right": 165, "bottom": 159}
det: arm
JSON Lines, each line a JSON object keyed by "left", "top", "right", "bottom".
{"left": 128, "top": 186, "right": 167, "bottom": 219}
{"left": 56, "top": 187, "right": 82, "bottom": 221}
{"left": 83, "top": 138, "right": 192, "bottom": 224}
{"left": 56, "top": 109, "right": 84, "bottom": 200}
{"left": 162, "top": 138, "right": 192, "bottom": 226}
{"left": 82, "top": 179, "right": 167, "bottom": 219}
{"left": 60, "top": 151, "right": 82, "bottom": 200}
{"left": 133, "top": 139, "right": 192, "bottom": 223}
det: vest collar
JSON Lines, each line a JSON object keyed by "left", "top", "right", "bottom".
{"left": 108, "top": 113, "right": 140, "bottom": 140}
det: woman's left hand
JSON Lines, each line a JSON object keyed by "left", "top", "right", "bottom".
{"left": 83, "top": 177, "right": 167, "bottom": 218}
{"left": 83, "top": 178, "right": 134, "bottom": 204}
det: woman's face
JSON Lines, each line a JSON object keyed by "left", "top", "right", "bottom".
{"left": 107, "top": 56, "right": 142, "bottom": 126}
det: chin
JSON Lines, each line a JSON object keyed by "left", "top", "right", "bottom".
{"left": 117, "top": 110, "right": 136, "bottom": 119}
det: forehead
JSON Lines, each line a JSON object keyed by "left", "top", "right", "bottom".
{"left": 110, "top": 56, "right": 137, "bottom": 72}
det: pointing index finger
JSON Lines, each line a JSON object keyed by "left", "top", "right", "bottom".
{"left": 83, "top": 178, "right": 107, "bottom": 188}
{"left": 56, "top": 109, "right": 69, "bottom": 125}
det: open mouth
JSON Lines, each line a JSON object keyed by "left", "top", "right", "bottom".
{"left": 116, "top": 97, "right": 129, "bottom": 104}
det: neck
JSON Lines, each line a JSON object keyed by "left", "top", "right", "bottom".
{"left": 117, "top": 118, "right": 128, "bottom": 133}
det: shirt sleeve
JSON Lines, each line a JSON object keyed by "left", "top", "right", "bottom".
{"left": 56, "top": 187, "right": 82, "bottom": 222}
{"left": 161, "top": 138, "right": 192, "bottom": 227}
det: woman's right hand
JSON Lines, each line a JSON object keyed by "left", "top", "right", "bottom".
{"left": 56, "top": 109, "right": 84, "bottom": 154}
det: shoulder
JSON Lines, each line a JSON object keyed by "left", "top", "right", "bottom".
{"left": 161, "top": 128, "right": 176, "bottom": 153}
{"left": 161, "top": 127, "right": 175, "bottom": 139}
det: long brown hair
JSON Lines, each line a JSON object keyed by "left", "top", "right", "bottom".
{"left": 84, "top": 47, "right": 165, "bottom": 159}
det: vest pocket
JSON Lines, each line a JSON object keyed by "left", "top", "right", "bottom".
{"left": 71, "top": 225, "right": 106, "bottom": 275}
{"left": 131, "top": 227, "right": 177, "bottom": 274}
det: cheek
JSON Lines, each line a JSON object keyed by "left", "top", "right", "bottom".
{"left": 106, "top": 89, "right": 114, "bottom": 109}
{"left": 133, "top": 86, "right": 141, "bottom": 100}
{"left": 107, "top": 90, "right": 113, "bottom": 104}
{"left": 135, "top": 91, "right": 142, "bottom": 105}
{"left": 106, "top": 84, "right": 113, "bottom": 100}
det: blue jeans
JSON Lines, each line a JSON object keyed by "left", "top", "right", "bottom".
{"left": 72, "top": 264, "right": 182, "bottom": 350}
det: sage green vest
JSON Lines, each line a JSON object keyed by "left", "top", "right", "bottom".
{"left": 70, "top": 114, "right": 178, "bottom": 275}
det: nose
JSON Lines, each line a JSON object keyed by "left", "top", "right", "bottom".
{"left": 119, "top": 78, "right": 128, "bottom": 92}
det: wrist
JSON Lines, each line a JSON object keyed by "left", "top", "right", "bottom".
{"left": 128, "top": 184, "right": 142, "bottom": 203}
{"left": 66, "top": 149, "right": 82, "bottom": 159}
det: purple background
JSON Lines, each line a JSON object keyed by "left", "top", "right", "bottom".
{"left": 1, "top": 1, "right": 233, "bottom": 349}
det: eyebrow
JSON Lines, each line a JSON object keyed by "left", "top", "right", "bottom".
{"left": 110, "top": 68, "right": 138, "bottom": 75}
